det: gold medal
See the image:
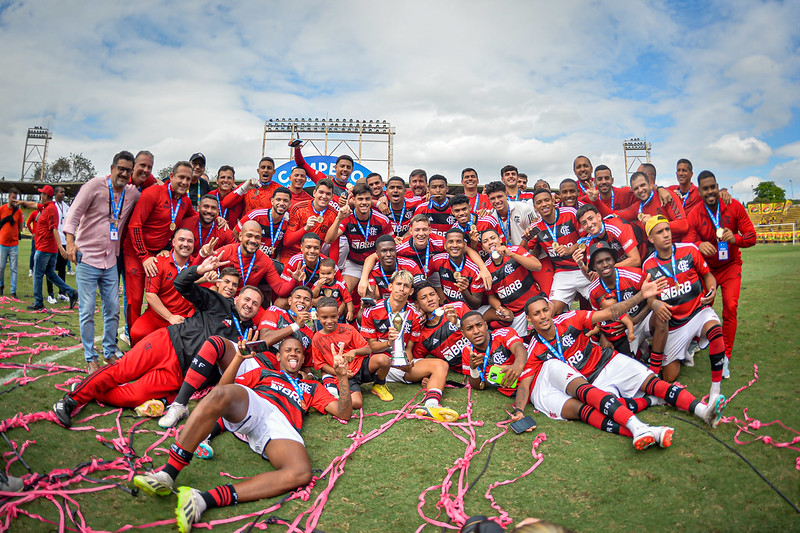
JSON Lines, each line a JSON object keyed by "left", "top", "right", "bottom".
{"left": 637, "top": 213, "right": 645, "bottom": 221}
{"left": 453, "top": 271, "right": 462, "bottom": 281}
{"left": 300, "top": 398, "right": 307, "bottom": 410}
{"left": 170, "top": 222, "right": 176, "bottom": 231}
{"left": 716, "top": 228, "right": 724, "bottom": 239}
{"left": 578, "top": 243, "right": 586, "bottom": 252}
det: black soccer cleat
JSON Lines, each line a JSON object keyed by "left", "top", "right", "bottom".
{"left": 53, "top": 394, "right": 78, "bottom": 427}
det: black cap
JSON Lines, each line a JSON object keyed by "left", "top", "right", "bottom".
{"left": 189, "top": 152, "right": 206, "bottom": 164}
{"left": 587, "top": 240, "right": 617, "bottom": 267}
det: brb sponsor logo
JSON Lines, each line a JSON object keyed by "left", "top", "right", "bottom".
{"left": 275, "top": 156, "right": 373, "bottom": 188}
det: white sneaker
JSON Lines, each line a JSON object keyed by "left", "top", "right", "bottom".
{"left": 132, "top": 470, "right": 174, "bottom": 496}
{"left": 722, "top": 357, "right": 730, "bottom": 379}
{"left": 632, "top": 426, "right": 657, "bottom": 450}
{"left": 58, "top": 294, "right": 69, "bottom": 302}
{"left": 702, "top": 394, "right": 726, "bottom": 428}
{"left": 158, "top": 403, "right": 189, "bottom": 428}
{"left": 28, "top": 269, "right": 33, "bottom": 277}
{"left": 175, "top": 486, "right": 206, "bottom": 533}
{"left": 47, "top": 295, "right": 57, "bottom": 304}
{"left": 67, "top": 270, "right": 75, "bottom": 276}
{"left": 119, "top": 331, "right": 131, "bottom": 345}
{"left": 651, "top": 426, "right": 674, "bottom": 448}
{"left": 647, "top": 395, "right": 667, "bottom": 407}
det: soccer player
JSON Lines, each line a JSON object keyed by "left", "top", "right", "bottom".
{"left": 361, "top": 273, "right": 457, "bottom": 420}
{"left": 133, "top": 337, "right": 353, "bottom": 533}
{"left": 461, "top": 168, "right": 492, "bottom": 214}
{"left": 480, "top": 228, "right": 543, "bottom": 336}
{"left": 123, "top": 161, "right": 195, "bottom": 328}
{"left": 286, "top": 166, "right": 313, "bottom": 206}
{"left": 591, "top": 165, "right": 634, "bottom": 211}
{"left": 258, "top": 285, "right": 315, "bottom": 368}
{"left": 502, "top": 165, "right": 532, "bottom": 202}
{"left": 366, "top": 172, "right": 386, "bottom": 203}
{"left": 686, "top": 170, "right": 756, "bottom": 377}
{"left": 284, "top": 179, "right": 339, "bottom": 262}
{"left": 413, "top": 282, "right": 471, "bottom": 374}
{"left": 527, "top": 188, "right": 587, "bottom": 315}
{"left": 413, "top": 174, "right": 454, "bottom": 238}
{"left": 129, "top": 228, "right": 196, "bottom": 345}
{"left": 429, "top": 228, "right": 486, "bottom": 309}
{"left": 311, "top": 258, "right": 354, "bottom": 321}
{"left": 484, "top": 181, "right": 538, "bottom": 246}
{"left": 450, "top": 194, "right": 500, "bottom": 252}
{"left": 313, "top": 297, "right": 391, "bottom": 407}
{"left": 574, "top": 204, "right": 640, "bottom": 269}
{"left": 642, "top": 216, "right": 725, "bottom": 403}
{"left": 221, "top": 156, "right": 281, "bottom": 215}
{"left": 558, "top": 179, "right": 583, "bottom": 209}
{"left": 326, "top": 182, "right": 393, "bottom": 293}
{"left": 180, "top": 194, "right": 234, "bottom": 259}
{"left": 293, "top": 143, "right": 353, "bottom": 211}
{"left": 572, "top": 155, "right": 594, "bottom": 196}
{"left": 52, "top": 255, "right": 260, "bottom": 427}
{"left": 236, "top": 187, "right": 291, "bottom": 269}
{"left": 358, "top": 235, "right": 425, "bottom": 300}
{"left": 280, "top": 233, "right": 344, "bottom": 296}
{"left": 384, "top": 176, "right": 416, "bottom": 239}
{"left": 459, "top": 312, "right": 526, "bottom": 396}
{"left": 209, "top": 165, "right": 243, "bottom": 227}
{"left": 668, "top": 159, "right": 702, "bottom": 214}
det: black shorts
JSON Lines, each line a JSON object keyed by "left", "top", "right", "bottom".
{"left": 348, "top": 356, "right": 378, "bottom": 391}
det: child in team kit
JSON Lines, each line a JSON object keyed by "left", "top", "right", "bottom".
{"left": 311, "top": 258, "right": 355, "bottom": 321}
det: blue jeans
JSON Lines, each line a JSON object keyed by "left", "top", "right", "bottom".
{"left": 32, "top": 250, "right": 75, "bottom": 307}
{"left": 0, "top": 244, "right": 18, "bottom": 293}
{"left": 76, "top": 261, "right": 120, "bottom": 362}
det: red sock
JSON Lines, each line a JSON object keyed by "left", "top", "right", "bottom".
{"left": 621, "top": 397, "right": 650, "bottom": 413}
{"left": 648, "top": 350, "right": 664, "bottom": 373}
{"left": 644, "top": 378, "right": 698, "bottom": 412}
{"left": 574, "top": 383, "right": 635, "bottom": 426}
{"left": 578, "top": 405, "right": 633, "bottom": 436}
{"left": 423, "top": 388, "right": 442, "bottom": 406}
{"left": 174, "top": 336, "right": 226, "bottom": 405}
{"left": 200, "top": 484, "right": 238, "bottom": 509}
{"left": 163, "top": 443, "right": 192, "bottom": 480}
{"left": 707, "top": 325, "right": 725, "bottom": 383}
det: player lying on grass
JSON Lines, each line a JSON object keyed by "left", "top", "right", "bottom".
{"left": 133, "top": 336, "right": 353, "bottom": 533}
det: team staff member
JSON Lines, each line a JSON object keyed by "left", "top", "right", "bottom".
{"left": 180, "top": 194, "right": 235, "bottom": 259}
{"left": 209, "top": 165, "right": 244, "bottom": 226}
{"left": 285, "top": 166, "right": 313, "bottom": 206}
{"left": 591, "top": 165, "right": 634, "bottom": 211}
{"left": 293, "top": 143, "right": 353, "bottom": 210}
{"left": 65, "top": 151, "right": 140, "bottom": 372}
{"left": 236, "top": 187, "right": 292, "bottom": 265}
{"left": 221, "top": 156, "right": 281, "bottom": 215}
{"left": 187, "top": 153, "right": 211, "bottom": 209}
{"left": 668, "top": 159, "right": 702, "bottom": 214}
{"left": 686, "top": 170, "right": 756, "bottom": 377}
{"left": 123, "top": 161, "right": 195, "bottom": 328}
{"left": 52, "top": 255, "right": 261, "bottom": 426}
{"left": 129, "top": 228, "right": 195, "bottom": 345}
{"left": 460, "top": 168, "right": 491, "bottom": 215}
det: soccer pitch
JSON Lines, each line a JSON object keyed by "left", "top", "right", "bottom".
{"left": 0, "top": 243, "right": 798, "bottom": 532}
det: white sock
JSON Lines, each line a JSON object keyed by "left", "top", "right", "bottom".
{"left": 424, "top": 398, "right": 440, "bottom": 409}
{"left": 709, "top": 382, "right": 721, "bottom": 398}
{"left": 693, "top": 402, "right": 707, "bottom": 417}
{"left": 625, "top": 415, "right": 648, "bottom": 434}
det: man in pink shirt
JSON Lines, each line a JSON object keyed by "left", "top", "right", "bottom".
{"left": 64, "top": 151, "right": 141, "bottom": 373}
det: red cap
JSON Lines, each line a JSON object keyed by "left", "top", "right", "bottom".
{"left": 37, "top": 185, "right": 54, "bottom": 197}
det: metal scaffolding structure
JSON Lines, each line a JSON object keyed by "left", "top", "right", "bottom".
{"left": 21, "top": 126, "right": 52, "bottom": 181}
{"left": 262, "top": 118, "right": 395, "bottom": 177}
{"left": 622, "top": 137, "right": 651, "bottom": 186}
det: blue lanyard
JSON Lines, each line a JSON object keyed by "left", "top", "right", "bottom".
{"left": 238, "top": 246, "right": 256, "bottom": 285}
{"left": 389, "top": 203, "right": 406, "bottom": 228}
{"left": 167, "top": 187, "right": 182, "bottom": 226}
{"left": 609, "top": 188, "right": 614, "bottom": 210}
{"left": 215, "top": 191, "right": 228, "bottom": 218}
{"left": 535, "top": 329, "right": 566, "bottom": 362}
{"left": 599, "top": 268, "right": 620, "bottom": 301}
{"left": 639, "top": 191, "right": 655, "bottom": 214}
{"left": 378, "top": 261, "right": 395, "bottom": 287}
{"left": 385, "top": 299, "right": 408, "bottom": 334}
{"left": 579, "top": 222, "right": 605, "bottom": 247}
{"left": 413, "top": 241, "right": 431, "bottom": 272}
{"left": 198, "top": 220, "right": 215, "bottom": 247}
{"left": 429, "top": 198, "right": 448, "bottom": 210}
{"left": 268, "top": 209, "right": 285, "bottom": 246}
{"left": 705, "top": 202, "right": 722, "bottom": 230}
{"left": 577, "top": 181, "right": 588, "bottom": 195}
{"left": 354, "top": 211, "right": 372, "bottom": 240}
{"left": 471, "top": 194, "right": 480, "bottom": 213}
{"left": 498, "top": 212, "right": 511, "bottom": 240}
{"left": 231, "top": 314, "right": 244, "bottom": 340}
{"left": 511, "top": 191, "right": 521, "bottom": 202}
{"left": 681, "top": 188, "right": 691, "bottom": 209}
{"left": 281, "top": 371, "right": 306, "bottom": 406}
{"left": 449, "top": 255, "right": 466, "bottom": 273}
{"left": 107, "top": 178, "right": 125, "bottom": 225}
{"left": 194, "top": 182, "right": 202, "bottom": 206}
{"left": 303, "top": 258, "right": 320, "bottom": 286}
{"left": 172, "top": 252, "right": 187, "bottom": 274}
{"left": 655, "top": 245, "right": 679, "bottom": 283}
{"left": 480, "top": 342, "right": 492, "bottom": 381}
{"left": 542, "top": 209, "right": 560, "bottom": 242}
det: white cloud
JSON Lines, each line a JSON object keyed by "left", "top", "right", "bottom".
{"left": 730, "top": 176, "right": 763, "bottom": 203}
{"left": 706, "top": 134, "right": 773, "bottom": 167}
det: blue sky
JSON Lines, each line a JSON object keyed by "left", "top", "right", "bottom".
{"left": 0, "top": 0, "right": 798, "bottom": 201}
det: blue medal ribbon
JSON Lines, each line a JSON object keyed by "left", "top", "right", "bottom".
{"left": 705, "top": 202, "right": 722, "bottom": 233}
{"left": 237, "top": 245, "right": 256, "bottom": 285}
{"left": 654, "top": 245, "right": 679, "bottom": 283}
{"left": 215, "top": 191, "right": 229, "bottom": 219}
{"left": 389, "top": 203, "right": 406, "bottom": 231}
{"left": 638, "top": 191, "right": 655, "bottom": 215}
{"left": 172, "top": 252, "right": 187, "bottom": 274}
{"left": 599, "top": 267, "right": 620, "bottom": 301}
{"left": 681, "top": 188, "right": 691, "bottom": 209}
{"left": 231, "top": 314, "right": 244, "bottom": 340}
{"left": 535, "top": 329, "right": 566, "bottom": 363}
{"left": 449, "top": 255, "right": 466, "bottom": 273}
{"left": 167, "top": 187, "right": 182, "bottom": 227}
{"left": 378, "top": 261, "right": 395, "bottom": 288}
{"left": 198, "top": 220, "right": 215, "bottom": 247}
{"left": 268, "top": 209, "right": 285, "bottom": 249}
{"left": 480, "top": 342, "right": 492, "bottom": 382}
{"left": 471, "top": 194, "right": 480, "bottom": 213}
{"left": 303, "top": 257, "right": 320, "bottom": 286}
{"left": 281, "top": 370, "right": 306, "bottom": 408}
{"left": 498, "top": 212, "right": 511, "bottom": 241}
{"left": 413, "top": 241, "right": 431, "bottom": 272}
{"left": 609, "top": 188, "right": 614, "bottom": 210}
{"left": 429, "top": 198, "right": 449, "bottom": 210}
{"left": 542, "top": 208, "right": 560, "bottom": 242}
{"left": 354, "top": 210, "right": 372, "bottom": 240}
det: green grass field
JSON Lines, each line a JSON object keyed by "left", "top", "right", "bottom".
{"left": 1, "top": 241, "right": 798, "bottom": 532}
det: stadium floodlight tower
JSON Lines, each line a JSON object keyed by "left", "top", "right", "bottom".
{"left": 21, "top": 126, "right": 52, "bottom": 181}
{"left": 623, "top": 137, "right": 651, "bottom": 186}
{"left": 262, "top": 118, "right": 396, "bottom": 177}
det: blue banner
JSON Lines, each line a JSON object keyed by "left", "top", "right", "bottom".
{"left": 274, "top": 155, "right": 373, "bottom": 188}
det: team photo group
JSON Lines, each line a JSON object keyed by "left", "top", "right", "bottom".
{"left": 26, "top": 141, "right": 755, "bottom": 532}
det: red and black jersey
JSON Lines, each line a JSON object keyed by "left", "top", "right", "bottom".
{"left": 668, "top": 184, "right": 702, "bottom": 214}
{"left": 525, "top": 310, "right": 614, "bottom": 384}
{"left": 361, "top": 300, "right": 422, "bottom": 352}
{"left": 144, "top": 256, "right": 194, "bottom": 317}
{"left": 338, "top": 210, "right": 393, "bottom": 265}
{"left": 367, "top": 258, "right": 425, "bottom": 298}
{"left": 450, "top": 213, "right": 484, "bottom": 251}
{"left": 483, "top": 245, "right": 543, "bottom": 314}
{"left": 221, "top": 180, "right": 282, "bottom": 216}
{"left": 414, "top": 200, "right": 456, "bottom": 239}
{"left": 386, "top": 200, "right": 421, "bottom": 237}
{"left": 235, "top": 367, "right": 335, "bottom": 432}
{"left": 526, "top": 207, "right": 581, "bottom": 271}
{"left": 429, "top": 252, "right": 485, "bottom": 304}
{"left": 576, "top": 216, "right": 637, "bottom": 265}
{"left": 466, "top": 193, "right": 492, "bottom": 214}
{"left": 588, "top": 267, "right": 646, "bottom": 342}
{"left": 281, "top": 253, "right": 344, "bottom": 289}
{"left": 311, "top": 324, "right": 369, "bottom": 374}
{"left": 179, "top": 215, "right": 236, "bottom": 259}
{"left": 508, "top": 190, "right": 534, "bottom": 203}
{"left": 283, "top": 200, "right": 338, "bottom": 262}
{"left": 413, "top": 301, "right": 471, "bottom": 373}
{"left": 642, "top": 243, "right": 710, "bottom": 330}
{"left": 396, "top": 236, "right": 445, "bottom": 276}
{"left": 236, "top": 208, "right": 288, "bottom": 259}
{"left": 460, "top": 328, "right": 524, "bottom": 396}
{"left": 315, "top": 279, "right": 352, "bottom": 307}
{"left": 258, "top": 305, "right": 314, "bottom": 361}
